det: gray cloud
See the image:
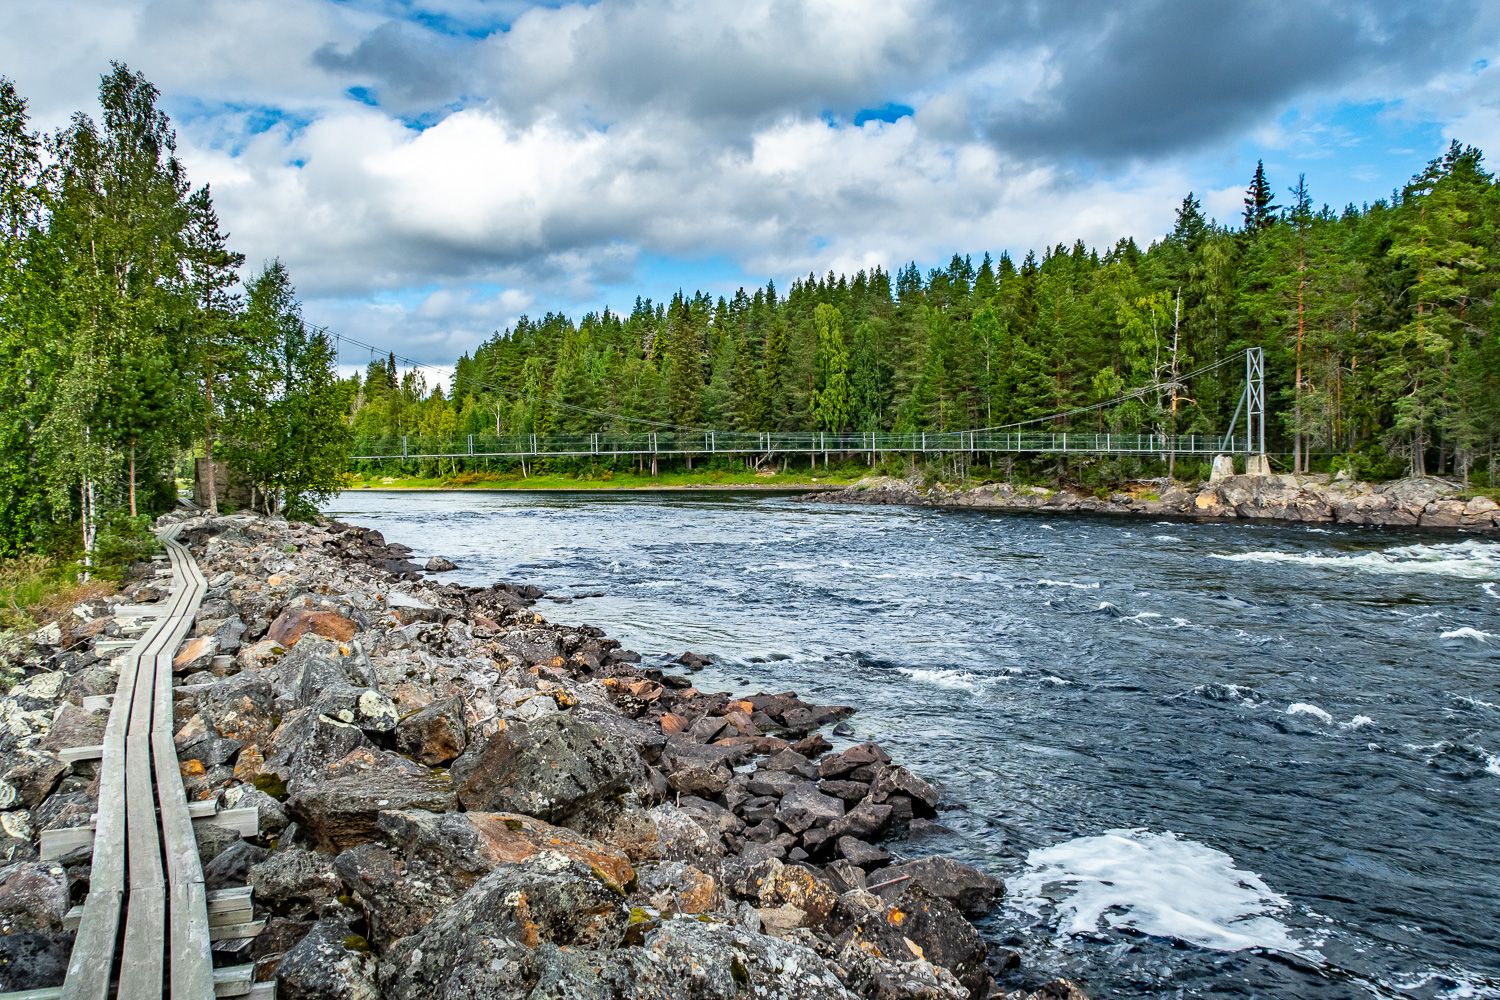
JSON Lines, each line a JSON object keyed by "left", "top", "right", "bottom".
{"left": 313, "top": 19, "right": 466, "bottom": 108}
{"left": 960, "top": 0, "right": 1490, "bottom": 159}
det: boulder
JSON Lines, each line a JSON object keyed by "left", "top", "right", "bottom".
{"left": 172, "top": 635, "right": 219, "bottom": 674}
{"left": 334, "top": 843, "right": 456, "bottom": 948}
{"left": 878, "top": 856, "right": 1003, "bottom": 916}
{"left": 835, "top": 883, "right": 990, "bottom": 997}
{"left": 493, "top": 628, "right": 562, "bottom": 667}
{"left": 840, "top": 945, "right": 969, "bottom": 1000}
{"left": 603, "top": 919, "right": 857, "bottom": 999}
{"left": 202, "top": 839, "right": 269, "bottom": 892}
{"left": 757, "top": 862, "right": 838, "bottom": 927}
{"left": 1, "top": 759, "right": 67, "bottom": 811}
{"left": 837, "top": 836, "right": 891, "bottom": 868}
{"left": 377, "top": 809, "right": 637, "bottom": 893}
{"left": 267, "top": 607, "right": 358, "bottom": 648}
{"left": 775, "top": 782, "right": 845, "bottom": 834}
{"left": 383, "top": 591, "right": 441, "bottom": 625}
{"left": 377, "top": 853, "right": 629, "bottom": 1000}
{"left": 828, "top": 798, "right": 893, "bottom": 840}
{"left": 286, "top": 747, "right": 455, "bottom": 853}
{"left": 262, "top": 711, "right": 376, "bottom": 793}
{"left": 424, "top": 557, "right": 457, "bottom": 572}
{"left": 634, "top": 860, "right": 721, "bottom": 915}
{"left": 39, "top": 704, "right": 105, "bottom": 753}
{"left": 394, "top": 695, "right": 467, "bottom": 765}
{"left": 251, "top": 847, "right": 345, "bottom": 915}
{"left": 197, "top": 672, "right": 277, "bottom": 748}
{"left": 275, "top": 914, "right": 379, "bottom": 1000}
{"left": 647, "top": 802, "right": 725, "bottom": 862}
{"left": 820, "top": 742, "right": 892, "bottom": 779}
{"left": 0, "top": 931, "right": 74, "bottom": 992}
{"left": 450, "top": 715, "right": 638, "bottom": 824}
{"left": 0, "top": 861, "right": 69, "bottom": 933}
{"left": 870, "top": 764, "right": 940, "bottom": 814}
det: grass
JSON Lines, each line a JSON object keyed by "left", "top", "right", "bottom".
{"left": 346, "top": 465, "right": 867, "bottom": 491}
{"left": 0, "top": 555, "right": 116, "bottom": 633}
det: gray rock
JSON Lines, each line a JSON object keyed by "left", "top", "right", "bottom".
{"left": 377, "top": 852, "right": 629, "bottom": 1000}
{"left": 450, "top": 715, "right": 638, "bottom": 825}
{"left": 285, "top": 748, "right": 455, "bottom": 853}
{"left": 837, "top": 836, "right": 891, "bottom": 868}
{"left": 828, "top": 798, "right": 894, "bottom": 840}
{"left": 775, "top": 782, "right": 844, "bottom": 834}
{"left": 879, "top": 856, "right": 1004, "bottom": 916}
{"left": 0, "top": 930, "right": 74, "bottom": 991}
{"left": 605, "top": 919, "right": 857, "bottom": 998}
{"left": 195, "top": 823, "right": 244, "bottom": 868}
{"left": 0, "top": 861, "right": 69, "bottom": 933}
{"left": 424, "top": 556, "right": 457, "bottom": 572}
{"left": 202, "top": 839, "right": 270, "bottom": 892}
{"left": 275, "top": 914, "right": 378, "bottom": 1000}
{"left": 394, "top": 695, "right": 468, "bottom": 766}
{"left": 251, "top": 847, "right": 345, "bottom": 913}
{"left": 870, "top": 764, "right": 940, "bottom": 814}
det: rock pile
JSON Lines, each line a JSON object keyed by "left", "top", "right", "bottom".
{"left": 801, "top": 473, "right": 1500, "bottom": 530}
{"left": 0, "top": 509, "right": 1085, "bottom": 1000}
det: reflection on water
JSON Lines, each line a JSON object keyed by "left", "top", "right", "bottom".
{"left": 328, "top": 489, "right": 1500, "bottom": 999}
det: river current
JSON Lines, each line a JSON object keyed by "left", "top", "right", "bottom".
{"left": 326, "top": 489, "right": 1500, "bottom": 1000}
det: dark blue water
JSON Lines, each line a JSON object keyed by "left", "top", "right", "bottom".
{"left": 327, "top": 489, "right": 1500, "bottom": 999}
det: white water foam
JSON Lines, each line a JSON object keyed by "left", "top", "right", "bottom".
{"left": 1211, "top": 539, "right": 1500, "bottom": 579}
{"left": 1441, "top": 627, "right": 1495, "bottom": 642}
{"left": 1152, "top": 534, "right": 1183, "bottom": 542}
{"left": 1484, "top": 582, "right": 1500, "bottom": 600}
{"left": 1288, "top": 703, "right": 1336, "bottom": 724}
{"left": 897, "top": 667, "right": 995, "bottom": 695}
{"left": 1009, "top": 828, "right": 1311, "bottom": 956}
{"left": 1037, "top": 579, "right": 1100, "bottom": 589}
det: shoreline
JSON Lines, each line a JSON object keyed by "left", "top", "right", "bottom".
{"left": 349, "top": 483, "right": 825, "bottom": 493}
{"left": 797, "top": 473, "right": 1500, "bottom": 532}
{"left": 0, "top": 509, "right": 1073, "bottom": 998}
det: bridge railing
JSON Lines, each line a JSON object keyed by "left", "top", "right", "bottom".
{"left": 352, "top": 430, "right": 1253, "bottom": 460}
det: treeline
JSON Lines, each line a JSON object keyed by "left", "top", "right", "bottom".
{"left": 352, "top": 146, "right": 1500, "bottom": 486}
{"left": 0, "top": 66, "right": 352, "bottom": 559}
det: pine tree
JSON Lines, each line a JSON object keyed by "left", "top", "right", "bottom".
{"left": 1242, "top": 160, "right": 1277, "bottom": 231}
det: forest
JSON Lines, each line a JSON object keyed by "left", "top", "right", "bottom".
{"left": 350, "top": 145, "right": 1500, "bottom": 490}
{"left": 0, "top": 66, "right": 350, "bottom": 562}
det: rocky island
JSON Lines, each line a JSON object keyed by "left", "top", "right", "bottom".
{"left": 799, "top": 473, "right": 1500, "bottom": 531}
{"left": 0, "top": 509, "right": 1079, "bottom": 1000}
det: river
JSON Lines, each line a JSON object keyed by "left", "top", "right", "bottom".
{"left": 327, "top": 488, "right": 1500, "bottom": 999}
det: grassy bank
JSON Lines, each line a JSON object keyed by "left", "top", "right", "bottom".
{"left": 346, "top": 466, "right": 864, "bottom": 491}
{"left": 0, "top": 556, "right": 116, "bottom": 633}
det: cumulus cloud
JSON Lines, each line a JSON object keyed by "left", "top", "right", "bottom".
{"left": 2, "top": 0, "right": 1498, "bottom": 364}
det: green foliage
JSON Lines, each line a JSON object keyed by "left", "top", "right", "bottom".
{"left": 0, "top": 68, "right": 353, "bottom": 552}
{"left": 356, "top": 141, "right": 1500, "bottom": 486}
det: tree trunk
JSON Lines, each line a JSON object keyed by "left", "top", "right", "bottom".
{"left": 1295, "top": 253, "right": 1305, "bottom": 474}
{"left": 204, "top": 367, "right": 219, "bottom": 515}
{"left": 129, "top": 441, "right": 137, "bottom": 518}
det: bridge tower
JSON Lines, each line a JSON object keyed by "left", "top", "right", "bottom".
{"left": 1244, "top": 347, "right": 1270, "bottom": 474}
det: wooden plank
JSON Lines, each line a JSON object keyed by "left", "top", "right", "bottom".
{"left": 207, "top": 920, "right": 265, "bottom": 942}
{"left": 56, "top": 745, "right": 103, "bottom": 765}
{"left": 39, "top": 826, "right": 93, "bottom": 861}
{"left": 168, "top": 879, "right": 215, "bottom": 1000}
{"left": 246, "top": 983, "right": 276, "bottom": 1000}
{"left": 0, "top": 986, "right": 63, "bottom": 999}
{"left": 161, "top": 532, "right": 217, "bottom": 1000}
{"left": 187, "top": 799, "right": 218, "bottom": 820}
{"left": 113, "top": 604, "right": 166, "bottom": 617}
{"left": 211, "top": 964, "right": 253, "bottom": 998}
{"left": 195, "top": 807, "right": 258, "bottom": 839}
{"left": 116, "top": 883, "right": 165, "bottom": 998}
{"left": 64, "top": 886, "right": 252, "bottom": 933}
{"left": 58, "top": 890, "right": 121, "bottom": 1000}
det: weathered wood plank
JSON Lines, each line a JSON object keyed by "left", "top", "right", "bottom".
{"left": 117, "top": 883, "right": 165, "bottom": 998}
{"left": 207, "top": 920, "right": 265, "bottom": 942}
{"left": 168, "top": 879, "right": 215, "bottom": 1000}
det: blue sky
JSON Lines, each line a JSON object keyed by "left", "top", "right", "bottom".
{"left": 3, "top": 0, "right": 1498, "bottom": 377}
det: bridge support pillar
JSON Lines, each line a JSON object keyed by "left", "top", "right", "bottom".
{"left": 1245, "top": 454, "right": 1271, "bottom": 476}
{"left": 1209, "top": 455, "right": 1235, "bottom": 483}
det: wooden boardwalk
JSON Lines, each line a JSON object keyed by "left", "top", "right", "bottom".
{"left": 4, "top": 527, "right": 272, "bottom": 999}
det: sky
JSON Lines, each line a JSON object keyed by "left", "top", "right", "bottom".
{"left": 4, "top": 0, "right": 1500, "bottom": 380}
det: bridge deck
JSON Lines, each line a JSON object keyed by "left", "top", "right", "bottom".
{"left": 352, "top": 429, "right": 1262, "bottom": 462}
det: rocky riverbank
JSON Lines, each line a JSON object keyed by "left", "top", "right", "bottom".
{"left": 0, "top": 510, "right": 1082, "bottom": 1000}
{"left": 798, "top": 473, "right": 1500, "bottom": 530}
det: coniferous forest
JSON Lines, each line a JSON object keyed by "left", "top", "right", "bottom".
{"left": 350, "top": 145, "right": 1500, "bottom": 489}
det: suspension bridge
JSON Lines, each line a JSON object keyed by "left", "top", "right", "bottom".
{"left": 349, "top": 347, "right": 1269, "bottom": 468}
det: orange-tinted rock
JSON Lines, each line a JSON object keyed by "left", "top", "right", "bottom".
{"left": 267, "top": 607, "right": 357, "bottom": 648}
{"left": 465, "top": 812, "right": 636, "bottom": 891}
{"left": 172, "top": 635, "right": 218, "bottom": 673}
{"left": 659, "top": 713, "right": 689, "bottom": 734}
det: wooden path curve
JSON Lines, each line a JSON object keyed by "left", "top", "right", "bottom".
{"left": 3, "top": 526, "right": 274, "bottom": 999}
